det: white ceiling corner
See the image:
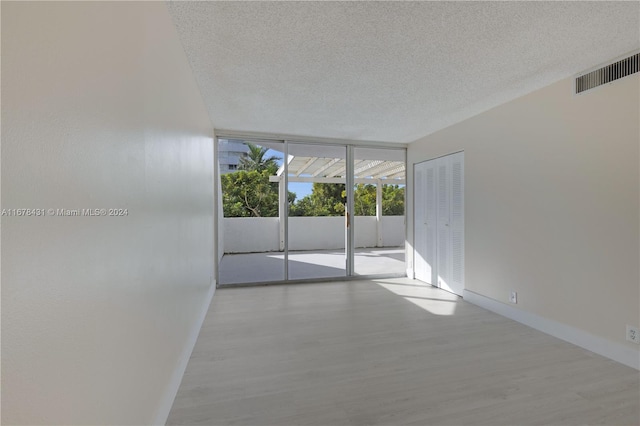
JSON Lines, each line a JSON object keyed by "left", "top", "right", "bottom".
{"left": 167, "top": 1, "right": 640, "bottom": 144}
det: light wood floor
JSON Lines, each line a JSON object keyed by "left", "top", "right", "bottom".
{"left": 167, "top": 278, "right": 640, "bottom": 426}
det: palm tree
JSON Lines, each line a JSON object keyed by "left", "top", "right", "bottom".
{"left": 238, "top": 143, "right": 279, "bottom": 173}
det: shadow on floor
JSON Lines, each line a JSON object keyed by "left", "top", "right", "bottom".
{"left": 219, "top": 247, "right": 405, "bottom": 284}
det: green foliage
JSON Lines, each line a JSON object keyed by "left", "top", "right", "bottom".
{"left": 221, "top": 168, "right": 404, "bottom": 218}
{"left": 239, "top": 144, "right": 279, "bottom": 174}
{"left": 381, "top": 184, "right": 405, "bottom": 215}
{"left": 289, "top": 183, "right": 346, "bottom": 217}
{"left": 220, "top": 143, "right": 288, "bottom": 218}
{"left": 290, "top": 183, "right": 404, "bottom": 217}
{"left": 353, "top": 184, "right": 376, "bottom": 216}
{"left": 222, "top": 143, "right": 404, "bottom": 217}
{"left": 352, "top": 184, "right": 405, "bottom": 216}
{"left": 221, "top": 170, "right": 278, "bottom": 217}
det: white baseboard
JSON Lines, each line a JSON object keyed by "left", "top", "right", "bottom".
{"left": 463, "top": 289, "right": 640, "bottom": 371}
{"left": 153, "top": 280, "right": 216, "bottom": 425}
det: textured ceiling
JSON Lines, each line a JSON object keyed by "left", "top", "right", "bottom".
{"left": 168, "top": 1, "right": 640, "bottom": 143}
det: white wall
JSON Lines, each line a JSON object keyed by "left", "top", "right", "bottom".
{"left": 407, "top": 74, "right": 639, "bottom": 359}
{"left": 353, "top": 216, "right": 405, "bottom": 248}
{"left": 224, "top": 217, "right": 280, "bottom": 253}
{"left": 289, "top": 217, "right": 346, "bottom": 251}
{"left": 223, "top": 216, "right": 405, "bottom": 253}
{"left": 381, "top": 216, "right": 405, "bottom": 247}
{"left": 1, "top": 2, "right": 215, "bottom": 425}
{"left": 355, "top": 216, "right": 378, "bottom": 248}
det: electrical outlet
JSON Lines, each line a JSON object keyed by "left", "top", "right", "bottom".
{"left": 509, "top": 291, "right": 517, "bottom": 304}
{"left": 626, "top": 325, "right": 640, "bottom": 344}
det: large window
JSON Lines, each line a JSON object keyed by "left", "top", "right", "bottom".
{"left": 217, "top": 139, "right": 284, "bottom": 284}
{"left": 216, "top": 138, "right": 406, "bottom": 285}
{"left": 353, "top": 147, "right": 405, "bottom": 276}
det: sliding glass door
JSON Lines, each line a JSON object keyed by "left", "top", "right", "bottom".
{"left": 286, "top": 143, "right": 348, "bottom": 280}
{"left": 217, "top": 139, "right": 285, "bottom": 285}
{"left": 216, "top": 137, "right": 405, "bottom": 286}
{"left": 352, "top": 147, "right": 406, "bottom": 276}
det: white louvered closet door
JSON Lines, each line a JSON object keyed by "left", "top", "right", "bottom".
{"left": 414, "top": 160, "right": 437, "bottom": 285}
{"left": 424, "top": 162, "right": 438, "bottom": 286}
{"left": 448, "top": 152, "right": 465, "bottom": 296}
{"left": 414, "top": 165, "right": 427, "bottom": 282}
{"left": 414, "top": 152, "right": 464, "bottom": 296}
{"left": 436, "top": 157, "right": 451, "bottom": 292}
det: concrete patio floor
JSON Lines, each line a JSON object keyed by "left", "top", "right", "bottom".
{"left": 219, "top": 247, "right": 405, "bottom": 285}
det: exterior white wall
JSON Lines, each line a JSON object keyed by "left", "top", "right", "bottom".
{"left": 355, "top": 216, "right": 378, "bottom": 248}
{"left": 289, "top": 217, "right": 346, "bottom": 251}
{"left": 224, "top": 217, "right": 280, "bottom": 253}
{"left": 1, "top": 3, "right": 215, "bottom": 425}
{"left": 381, "top": 216, "right": 405, "bottom": 247}
{"left": 407, "top": 74, "right": 639, "bottom": 356}
{"left": 223, "top": 216, "right": 404, "bottom": 253}
{"left": 355, "top": 216, "right": 405, "bottom": 248}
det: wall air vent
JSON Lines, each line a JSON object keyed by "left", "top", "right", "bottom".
{"left": 576, "top": 53, "right": 639, "bottom": 94}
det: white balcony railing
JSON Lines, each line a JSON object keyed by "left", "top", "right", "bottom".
{"left": 222, "top": 216, "right": 404, "bottom": 254}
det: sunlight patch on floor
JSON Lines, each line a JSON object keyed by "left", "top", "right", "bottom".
{"left": 375, "top": 280, "right": 459, "bottom": 316}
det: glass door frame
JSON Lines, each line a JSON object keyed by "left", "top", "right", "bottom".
{"left": 284, "top": 141, "right": 350, "bottom": 281}
{"left": 214, "top": 135, "right": 406, "bottom": 288}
